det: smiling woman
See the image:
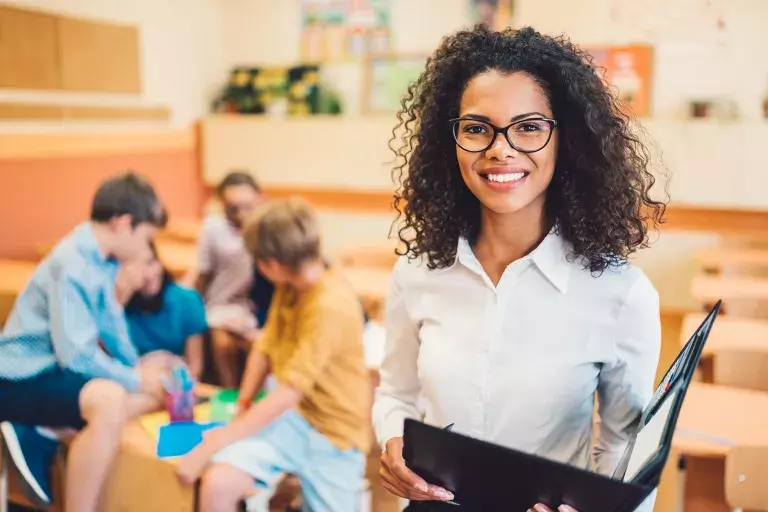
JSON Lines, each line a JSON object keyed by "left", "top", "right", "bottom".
{"left": 375, "top": 25, "right": 668, "bottom": 512}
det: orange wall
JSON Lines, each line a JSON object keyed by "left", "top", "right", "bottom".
{"left": 0, "top": 130, "right": 203, "bottom": 259}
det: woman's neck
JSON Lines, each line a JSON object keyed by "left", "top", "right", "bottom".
{"left": 473, "top": 203, "right": 549, "bottom": 286}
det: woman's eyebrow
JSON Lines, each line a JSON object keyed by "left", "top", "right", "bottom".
{"left": 458, "top": 111, "right": 547, "bottom": 122}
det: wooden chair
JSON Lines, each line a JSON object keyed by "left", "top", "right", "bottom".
{"left": 725, "top": 445, "right": 768, "bottom": 511}
{"left": 713, "top": 348, "right": 768, "bottom": 393}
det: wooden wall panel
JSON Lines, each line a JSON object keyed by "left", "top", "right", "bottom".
{"left": 0, "top": 102, "right": 169, "bottom": 121}
{"left": 0, "top": 6, "right": 60, "bottom": 89}
{"left": 57, "top": 15, "right": 141, "bottom": 93}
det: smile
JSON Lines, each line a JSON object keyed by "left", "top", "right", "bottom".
{"left": 482, "top": 172, "right": 527, "bottom": 183}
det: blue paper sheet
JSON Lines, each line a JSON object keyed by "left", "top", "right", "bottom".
{"left": 157, "top": 421, "right": 224, "bottom": 458}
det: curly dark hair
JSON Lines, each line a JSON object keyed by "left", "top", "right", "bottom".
{"left": 391, "top": 25, "right": 667, "bottom": 273}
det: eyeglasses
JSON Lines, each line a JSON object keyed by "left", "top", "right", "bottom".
{"left": 450, "top": 116, "right": 558, "bottom": 154}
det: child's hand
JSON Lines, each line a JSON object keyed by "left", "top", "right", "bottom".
{"left": 176, "top": 447, "right": 209, "bottom": 486}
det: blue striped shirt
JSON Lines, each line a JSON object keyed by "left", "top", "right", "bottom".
{"left": 0, "top": 223, "right": 140, "bottom": 391}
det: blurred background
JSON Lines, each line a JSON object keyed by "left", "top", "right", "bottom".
{"left": 0, "top": 1, "right": 767, "bottom": 511}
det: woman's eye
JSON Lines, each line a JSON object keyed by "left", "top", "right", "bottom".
{"left": 463, "top": 124, "right": 489, "bottom": 134}
{"left": 516, "top": 121, "right": 547, "bottom": 132}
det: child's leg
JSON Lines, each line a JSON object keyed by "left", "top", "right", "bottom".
{"left": 65, "top": 378, "right": 130, "bottom": 512}
{"left": 210, "top": 328, "right": 243, "bottom": 388}
{"left": 199, "top": 463, "right": 256, "bottom": 512}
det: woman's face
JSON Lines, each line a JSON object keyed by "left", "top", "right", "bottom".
{"left": 142, "top": 258, "right": 165, "bottom": 296}
{"left": 455, "top": 70, "right": 558, "bottom": 217}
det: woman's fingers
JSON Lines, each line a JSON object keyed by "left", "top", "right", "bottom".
{"left": 379, "top": 468, "right": 431, "bottom": 500}
{"left": 383, "top": 439, "right": 454, "bottom": 501}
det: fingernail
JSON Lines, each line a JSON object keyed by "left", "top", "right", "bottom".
{"left": 534, "top": 505, "right": 550, "bottom": 512}
{"left": 559, "top": 506, "right": 578, "bottom": 512}
{"left": 414, "top": 482, "right": 428, "bottom": 493}
{"left": 436, "top": 490, "right": 454, "bottom": 500}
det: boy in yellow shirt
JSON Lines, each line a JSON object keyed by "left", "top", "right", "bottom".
{"left": 177, "top": 198, "right": 370, "bottom": 512}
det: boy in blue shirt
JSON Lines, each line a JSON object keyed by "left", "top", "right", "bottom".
{"left": 0, "top": 173, "right": 172, "bottom": 512}
{"left": 125, "top": 242, "right": 208, "bottom": 379}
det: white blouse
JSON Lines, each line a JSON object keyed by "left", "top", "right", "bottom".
{"left": 372, "top": 231, "right": 661, "bottom": 509}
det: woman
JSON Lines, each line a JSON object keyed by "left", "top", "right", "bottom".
{"left": 373, "top": 25, "right": 667, "bottom": 512}
{"left": 126, "top": 243, "right": 208, "bottom": 379}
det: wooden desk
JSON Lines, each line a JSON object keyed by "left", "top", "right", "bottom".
{"left": 340, "top": 267, "right": 391, "bottom": 321}
{"left": 691, "top": 274, "right": 768, "bottom": 303}
{"left": 675, "top": 382, "right": 768, "bottom": 457}
{"left": 337, "top": 241, "right": 399, "bottom": 270}
{"left": 682, "top": 314, "right": 768, "bottom": 356}
{"left": 698, "top": 246, "right": 768, "bottom": 274}
{"left": 660, "top": 383, "right": 768, "bottom": 512}
{"left": 155, "top": 240, "right": 197, "bottom": 279}
{"left": 0, "top": 259, "right": 36, "bottom": 325}
{"left": 158, "top": 218, "right": 201, "bottom": 244}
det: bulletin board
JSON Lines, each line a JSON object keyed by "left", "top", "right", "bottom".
{"left": 363, "top": 55, "right": 427, "bottom": 114}
{"left": 0, "top": 5, "right": 141, "bottom": 94}
{"left": 0, "top": 6, "right": 60, "bottom": 89}
{"left": 57, "top": 16, "right": 141, "bottom": 93}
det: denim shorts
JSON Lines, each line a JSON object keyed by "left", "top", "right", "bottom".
{"left": 212, "top": 409, "right": 365, "bottom": 512}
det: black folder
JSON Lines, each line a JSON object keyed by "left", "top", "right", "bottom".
{"left": 403, "top": 301, "right": 722, "bottom": 512}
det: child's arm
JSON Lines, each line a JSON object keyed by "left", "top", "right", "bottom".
{"left": 237, "top": 347, "right": 270, "bottom": 412}
{"left": 49, "top": 272, "right": 141, "bottom": 391}
{"left": 184, "top": 334, "right": 204, "bottom": 381}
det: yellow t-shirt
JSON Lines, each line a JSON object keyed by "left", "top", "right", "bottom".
{"left": 258, "top": 269, "right": 371, "bottom": 452}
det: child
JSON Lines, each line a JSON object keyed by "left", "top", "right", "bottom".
{"left": 0, "top": 172, "right": 172, "bottom": 512}
{"left": 196, "top": 171, "right": 264, "bottom": 387}
{"left": 177, "top": 198, "right": 371, "bottom": 512}
{"left": 125, "top": 241, "right": 208, "bottom": 379}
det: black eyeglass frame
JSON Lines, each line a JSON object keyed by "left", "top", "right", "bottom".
{"left": 450, "top": 116, "right": 559, "bottom": 154}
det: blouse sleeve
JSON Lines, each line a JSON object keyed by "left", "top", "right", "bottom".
{"left": 372, "top": 258, "right": 423, "bottom": 447}
{"left": 595, "top": 273, "right": 661, "bottom": 511}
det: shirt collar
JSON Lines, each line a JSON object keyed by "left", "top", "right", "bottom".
{"left": 451, "top": 229, "right": 571, "bottom": 293}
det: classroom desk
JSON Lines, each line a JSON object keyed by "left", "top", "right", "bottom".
{"left": 0, "top": 260, "right": 36, "bottom": 325}
{"left": 691, "top": 274, "right": 768, "bottom": 303}
{"left": 337, "top": 241, "right": 399, "bottom": 270}
{"left": 682, "top": 314, "right": 768, "bottom": 356}
{"left": 158, "top": 218, "right": 201, "bottom": 244}
{"left": 698, "top": 246, "right": 768, "bottom": 274}
{"left": 99, "top": 384, "right": 218, "bottom": 511}
{"left": 155, "top": 240, "right": 197, "bottom": 279}
{"left": 340, "top": 266, "right": 391, "bottom": 321}
{"left": 661, "top": 382, "right": 768, "bottom": 512}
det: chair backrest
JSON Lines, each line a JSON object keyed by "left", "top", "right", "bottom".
{"left": 725, "top": 445, "right": 768, "bottom": 511}
{"left": 714, "top": 349, "right": 768, "bottom": 392}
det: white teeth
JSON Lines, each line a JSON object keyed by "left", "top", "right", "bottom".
{"left": 485, "top": 172, "right": 525, "bottom": 183}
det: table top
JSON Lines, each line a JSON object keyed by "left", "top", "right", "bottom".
{"left": 698, "top": 246, "right": 768, "bottom": 271}
{"left": 159, "top": 218, "right": 201, "bottom": 244}
{"left": 155, "top": 240, "right": 197, "bottom": 277}
{"left": 674, "top": 382, "right": 768, "bottom": 458}
{"left": 683, "top": 313, "right": 768, "bottom": 356}
{"left": 340, "top": 266, "right": 392, "bottom": 303}
{"left": 691, "top": 274, "right": 768, "bottom": 302}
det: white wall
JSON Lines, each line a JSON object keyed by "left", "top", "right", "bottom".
{"left": 219, "top": 0, "right": 768, "bottom": 120}
{"left": 0, "top": 0, "right": 227, "bottom": 128}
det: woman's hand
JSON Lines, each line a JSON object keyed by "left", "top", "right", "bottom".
{"left": 528, "top": 504, "right": 578, "bottom": 512}
{"left": 379, "top": 437, "right": 454, "bottom": 502}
